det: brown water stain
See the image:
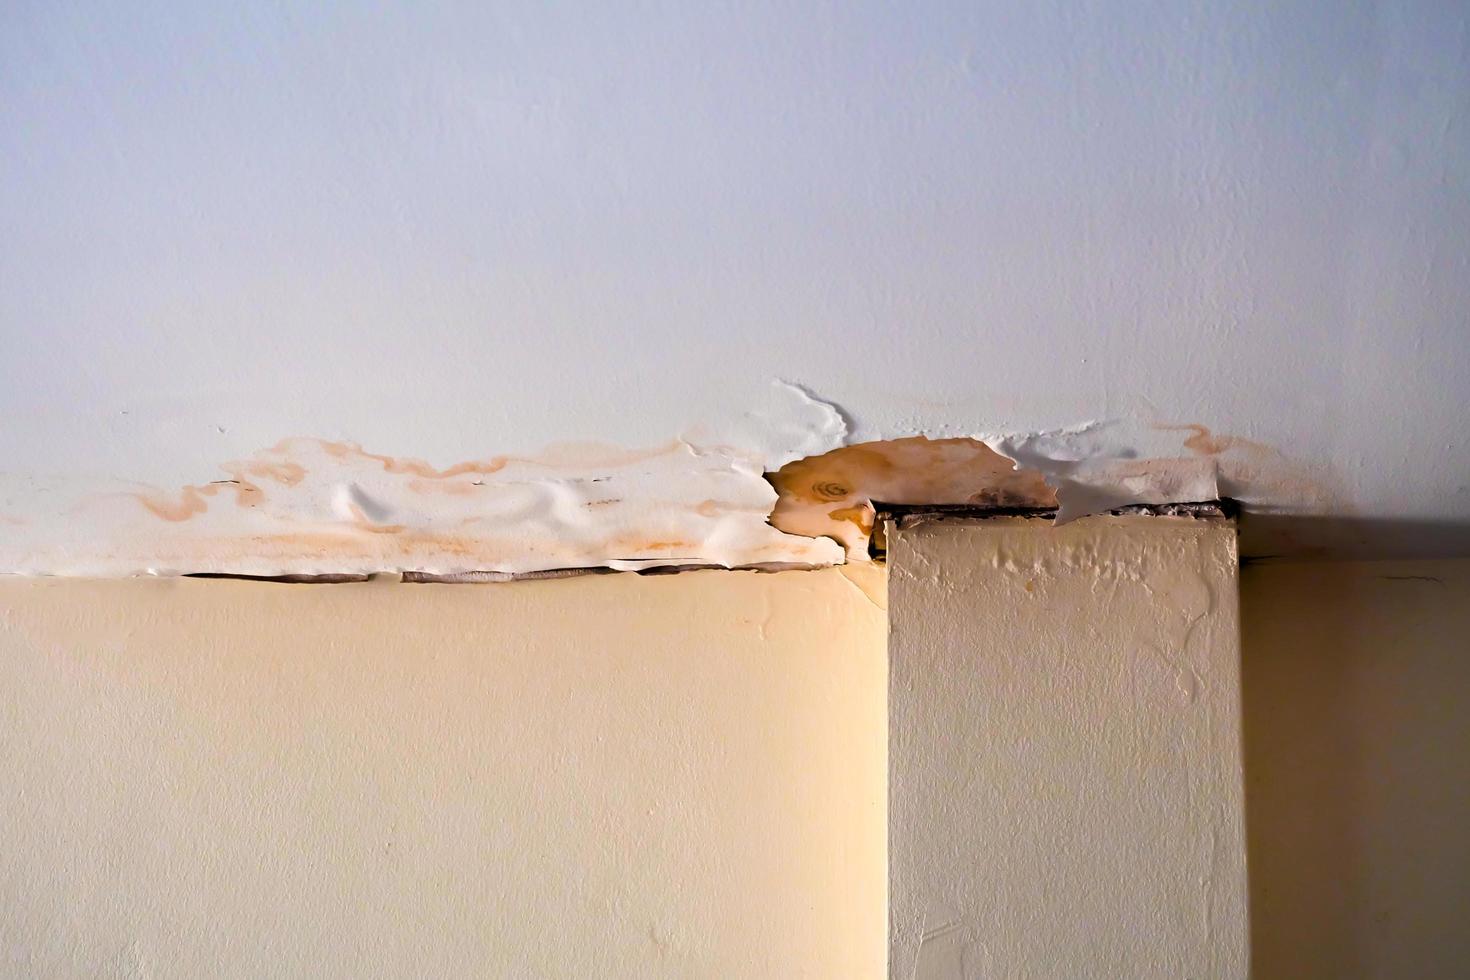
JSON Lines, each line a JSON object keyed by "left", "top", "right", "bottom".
{"left": 133, "top": 438, "right": 701, "bottom": 523}
{"left": 1162, "top": 423, "right": 1267, "bottom": 458}
{"left": 310, "top": 437, "right": 685, "bottom": 482}
{"left": 132, "top": 453, "right": 310, "bottom": 521}
{"left": 141, "top": 527, "right": 708, "bottom": 564}
{"left": 313, "top": 439, "right": 512, "bottom": 481}
{"left": 232, "top": 459, "right": 307, "bottom": 486}
{"left": 1155, "top": 423, "right": 1346, "bottom": 513}
{"left": 117, "top": 424, "right": 1326, "bottom": 574}
{"left": 767, "top": 437, "right": 1057, "bottom": 555}
{"left": 135, "top": 480, "right": 263, "bottom": 522}
{"left": 614, "top": 539, "right": 694, "bottom": 553}
{"left": 115, "top": 436, "right": 836, "bottom": 573}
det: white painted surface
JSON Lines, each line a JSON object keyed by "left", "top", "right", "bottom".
{"left": 0, "top": 569, "right": 888, "bottom": 978}
{"left": 3, "top": 1, "right": 1468, "bottom": 563}
{"left": 0, "top": 384, "right": 847, "bottom": 576}
{"left": 888, "top": 517, "right": 1247, "bottom": 978}
{"left": 1242, "top": 559, "right": 1470, "bottom": 978}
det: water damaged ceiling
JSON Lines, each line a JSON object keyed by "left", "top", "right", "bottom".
{"left": 0, "top": 383, "right": 1371, "bottom": 577}
{"left": 4, "top": 3, "right": 1468, "bottom": 573}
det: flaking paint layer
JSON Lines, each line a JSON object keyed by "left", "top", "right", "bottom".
{"left": 767, "top": 437, "right": 1056, "bottom": 558}
{"left": 0, "top": 383, "right": 1333, "bottom": 576}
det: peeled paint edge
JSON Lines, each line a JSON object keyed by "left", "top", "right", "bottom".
{"left": 0, "top": 382, "right": 851, "bottom": 578}
{"left": 984, "top": 421, "right": 1221, "bottom": 524}
{"left": 765, "top": 416, "right": 1335, "bottom": 561}
{"left": 0, "top": 383, "right": 1327, "bottom": 577}
{"left": 0, "top": 436, "right": 846, "bottom": 577}
{"left": 678, "top": 379, "right": 849, "bottom": 471}
{"left": 766, "top": 436, "right": 1058, "bottom": 559}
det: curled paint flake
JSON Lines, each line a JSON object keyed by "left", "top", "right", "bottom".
{"left": 1, "top": 392, "right": 1294, "bottom": 577}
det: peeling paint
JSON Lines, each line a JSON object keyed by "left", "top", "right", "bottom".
{"left": 768, "top": 437, "right": 1056, "bottom": 558}
{"left": 986, "top": 421, "right": 1221, "bottom": 522}
{"left": 988, "top": 419, "right": 1344, "bottom": 524}
{"left": 0, "top": 379, "right": 1333, "bottom": 577}
{"left": 0, "top": 383, "right": 848, "bottom": 576}
{"left": 0, "top": 433, "right": 843, "bottom": 576}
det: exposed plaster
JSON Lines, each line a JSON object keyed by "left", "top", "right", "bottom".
{"left": 0, "top": 384, "right": 1323, "bottom": 578}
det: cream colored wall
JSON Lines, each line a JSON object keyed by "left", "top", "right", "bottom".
{"left": 887, "top": 516, "right": 1248, "bottom": 979}
{"left": 1242, "top": 559, "right": 1470, "bottom": 979}
{"left": 11, "top": 525, "right": 1461, "bottom": 980}
{"left": 0, "top": 569, "right": 887, "bottom": 979}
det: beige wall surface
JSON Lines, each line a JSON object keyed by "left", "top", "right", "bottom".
{"left": 0, "top": 569, "right": 887, "bottom": 979}
{"left": 887, "top": 517, "right": 1248, "bottom": 980}
{"left": 1242, "top": 559, "right": 1470, "bottom": 979}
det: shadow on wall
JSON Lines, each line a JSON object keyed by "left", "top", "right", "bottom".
{"left": 1240, "top": 514, "right": 1470, "bottom": 562}
{"left": 1240, "top": 559, "right": 1470, "bottom": 979}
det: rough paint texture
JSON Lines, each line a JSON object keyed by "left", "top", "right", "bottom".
{"left": 0, "top": 569, "right": 886, "bottom": 978}
{"left": 887, "top": 516, "right": 1247, "bottom": 978}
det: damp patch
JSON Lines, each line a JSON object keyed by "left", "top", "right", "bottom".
{"left": 0, "top": 384, "right": 1329, "bottom": 577}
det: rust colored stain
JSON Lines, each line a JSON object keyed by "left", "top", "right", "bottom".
{"left": 132, "top": 449, "right": 315, "bottom": 522}
{"left": 127, "top": 439, "right": 640, "bottom": 523}
{"left": 406, "top": 478, "right": 483, "bottom": 496}
{"left": 134, "top": 487, "right": 211, "bottom": 522}
{"left": 135, "top": 529, "right": 489, "bottom": 563}
{"left": 633, "top": 540, "right": 692, "bottom": 552}
{"left": 307, "top": 438, "right": 685, "bottom": 482}
{"left": 1162, "top": 423, "right": 1261, "bottom": 457}
{"left": 1154, "top": 422, "right": 1346, "bottom": 514}
{"left": 314, "top": 439, "right": 511, "bottom": 480}
{"left": 135, "top": 480, "right": 263, "bottom": 522}
{"left": 231, "top": 460, "right": 307, "bottom": 486}
{"left": 108, "top": 435, "right": 844, "bottom": 575}
{"left": 116, "top": 426, "right": 1299, "bottom": 574}
{"left": 696, "top": 498, "right": 762, "bottom": 518}
{"left": 826, "top": 505, "right": 875, "bottom": 535}
{"left": 767, "top": 437, "right": 1057, "bottom": 555}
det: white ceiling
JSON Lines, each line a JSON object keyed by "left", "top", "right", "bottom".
{"left": 3, "top": 1, "right": 1468, "bottom": 567}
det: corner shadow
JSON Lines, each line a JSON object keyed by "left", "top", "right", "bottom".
{"left": 1239, "top": 513, "right": 1470, "bottom": 562}
{"left": 1240, "top": 555, "right": 1470, "bottom": 977}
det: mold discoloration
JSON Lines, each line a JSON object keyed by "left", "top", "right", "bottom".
{"left": 768, "top": 437, "right": 1057, "bottom": 556}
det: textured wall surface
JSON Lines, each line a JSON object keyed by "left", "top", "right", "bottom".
{"left": 1242, "top": 559, "right": 1470, "bottom": 979}
{"left": 0, "top": 569, "right": 887, "bottom": 978}
{"left": 888, "top": 516, "right": 1247, "bottom": 978}
{"left": 3, "top": 1, "right": 1468, "bottom": 563}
